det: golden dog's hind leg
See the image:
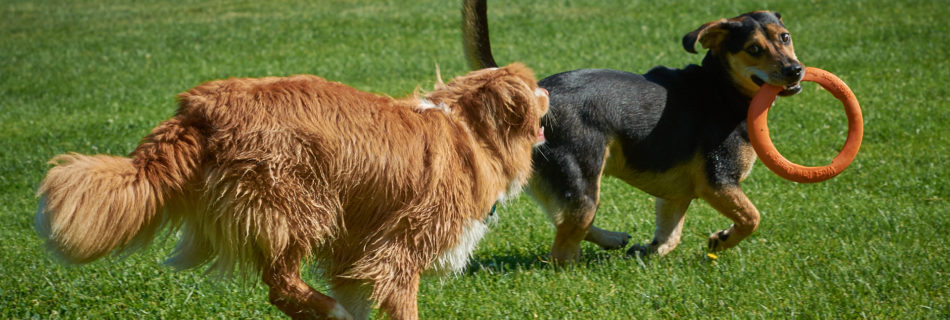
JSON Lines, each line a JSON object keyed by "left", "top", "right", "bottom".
{"left": 376, "top": 273, "right": 420, "bottom": 320}
{"left": 700, "top": 186, "right": 760, "bottom": 251}
{"left": 263, "top": 253, "right": 353, "bottom": 320}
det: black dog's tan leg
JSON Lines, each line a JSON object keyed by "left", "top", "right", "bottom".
{"left": 529, "top": 177, "right": 603, "bottom": 264}
{"left": 550, "top": 199, "right": 597, "bottom": 263}
{"left": 551, "top": 200, "right": 630, "bottom": 262}
{"left": 650, "top": 197, "right": 691, "bottom": 255}
{"left": 700, "top": 185, "right": 760, "bottom": 251}
{"left": 628, "top": 197, "right": 691, "bottom": 256}
{"left": 546, "top": 188, "right": 632, "bottom": 262}
{"left": 530, "top": 144, "right": 630, "bottom": 263}
{"left": 263, "top": 253, "right": 353, "bottom": 320}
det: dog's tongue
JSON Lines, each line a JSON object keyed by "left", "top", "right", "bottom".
{"left": 537, "top": 127, "right": 545, "bottom": 143}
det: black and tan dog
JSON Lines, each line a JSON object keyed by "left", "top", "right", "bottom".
{"left": 463, "top": 0, "right": 804, "bottom": 263}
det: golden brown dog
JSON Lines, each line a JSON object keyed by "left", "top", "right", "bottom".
{"left": 35, "top": 63, "right": 548, "bottom": 319}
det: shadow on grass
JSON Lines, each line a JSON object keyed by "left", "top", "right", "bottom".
{"left": 464, "top": 246, "right": 643, "bottom": 275}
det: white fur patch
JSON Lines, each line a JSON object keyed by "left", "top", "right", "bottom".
{"left": 417, "top": 98, "right": 449, "bottom": 113}
{"left": 496, "top": 175, "right": 526, "bottom": 204}
{"left": 431, "top": 218, "right": 488, "bottom": 275}
{"left": 750, "top": 68, "right": 771, "bottom": 83}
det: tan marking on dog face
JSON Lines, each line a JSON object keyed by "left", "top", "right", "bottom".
{"left": 766, "top": 24, "right": 797, "bottom": 60}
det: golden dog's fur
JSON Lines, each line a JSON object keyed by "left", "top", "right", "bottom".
{"left": 35, "top": 63, "right": 548, "bottom": 319}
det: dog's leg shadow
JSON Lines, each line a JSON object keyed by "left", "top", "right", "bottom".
{"left": 466, "top": 250, "right": 551, "bottom": 275}
{"left": 467, "top": 243, "right": 637, "bottom": 275}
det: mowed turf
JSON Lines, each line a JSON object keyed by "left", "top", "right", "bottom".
{"left": 2, "top": 0, "right": 948, "bottom": 318}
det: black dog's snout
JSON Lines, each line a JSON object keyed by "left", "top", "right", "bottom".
{"left": 782, "top": 65, "right": 804, "bottom": 78}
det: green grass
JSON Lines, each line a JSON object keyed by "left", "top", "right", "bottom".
{"left": 2, "top": 0, "right": 948, "bottom": 318}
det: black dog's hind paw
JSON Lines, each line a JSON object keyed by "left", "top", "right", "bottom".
{"left": 625, "top": 243, "right": 655, "bottom": 257}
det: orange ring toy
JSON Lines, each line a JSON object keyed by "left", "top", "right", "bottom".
{"left": 747, "top": 67, "right": 863, "bottom": 183}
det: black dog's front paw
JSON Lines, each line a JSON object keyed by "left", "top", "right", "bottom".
{"left": 707, "top": 229, "right": 731, "bottom": 251}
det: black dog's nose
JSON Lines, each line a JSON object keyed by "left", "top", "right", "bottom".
{"left": 783, "top": 65, "right": 804, "bottom": 78}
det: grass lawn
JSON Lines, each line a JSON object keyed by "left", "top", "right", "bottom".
{"left": 2, "top": 0, "right": 948, "bottom": 318}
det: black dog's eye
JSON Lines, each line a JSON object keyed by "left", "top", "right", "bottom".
{"left": 780, "top": 33, "right": 791, "bottom": 44}
{"left": 746, "top": 45, "right": 763, "bottom": 56}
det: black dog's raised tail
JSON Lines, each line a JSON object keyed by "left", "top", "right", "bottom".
{"left": 462, "top": 0, "right": 498, "bottom": 69}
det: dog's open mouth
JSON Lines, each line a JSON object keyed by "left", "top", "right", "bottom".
{"left": 752, "top": 75, "right": 802, "bottom": 96}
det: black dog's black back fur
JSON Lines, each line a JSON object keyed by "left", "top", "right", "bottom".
{"left": 536, "top": 54, "right": 751, "bottom": 194}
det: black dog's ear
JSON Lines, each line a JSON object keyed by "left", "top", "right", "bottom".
{"left": 682, "top": 19, "right": 740, "bottom": 54}
{"left": 774, "top": 12, "right": 782, "bottom": 21}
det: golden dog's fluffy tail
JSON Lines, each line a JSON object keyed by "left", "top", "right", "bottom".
{"left": 35, "top": 116, "right": 205, "bottom": 264}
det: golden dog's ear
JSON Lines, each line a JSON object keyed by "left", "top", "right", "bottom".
{"left": 498, "top": 63, "right": 537, "bottom": 89}
{"left": 484, "top": 76, "right": 527, "bottom": 122}
{"left": 463, "top": 66, "right": 535, "bottom": 127}
{"left": 451, "top": 63, "right": 539, "bottom": 124}
{"left": 682, "top": 19, "right": 740, "bottom": 54}
{"left": 498, "top": 64, "right": 540, "bottom": 114}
